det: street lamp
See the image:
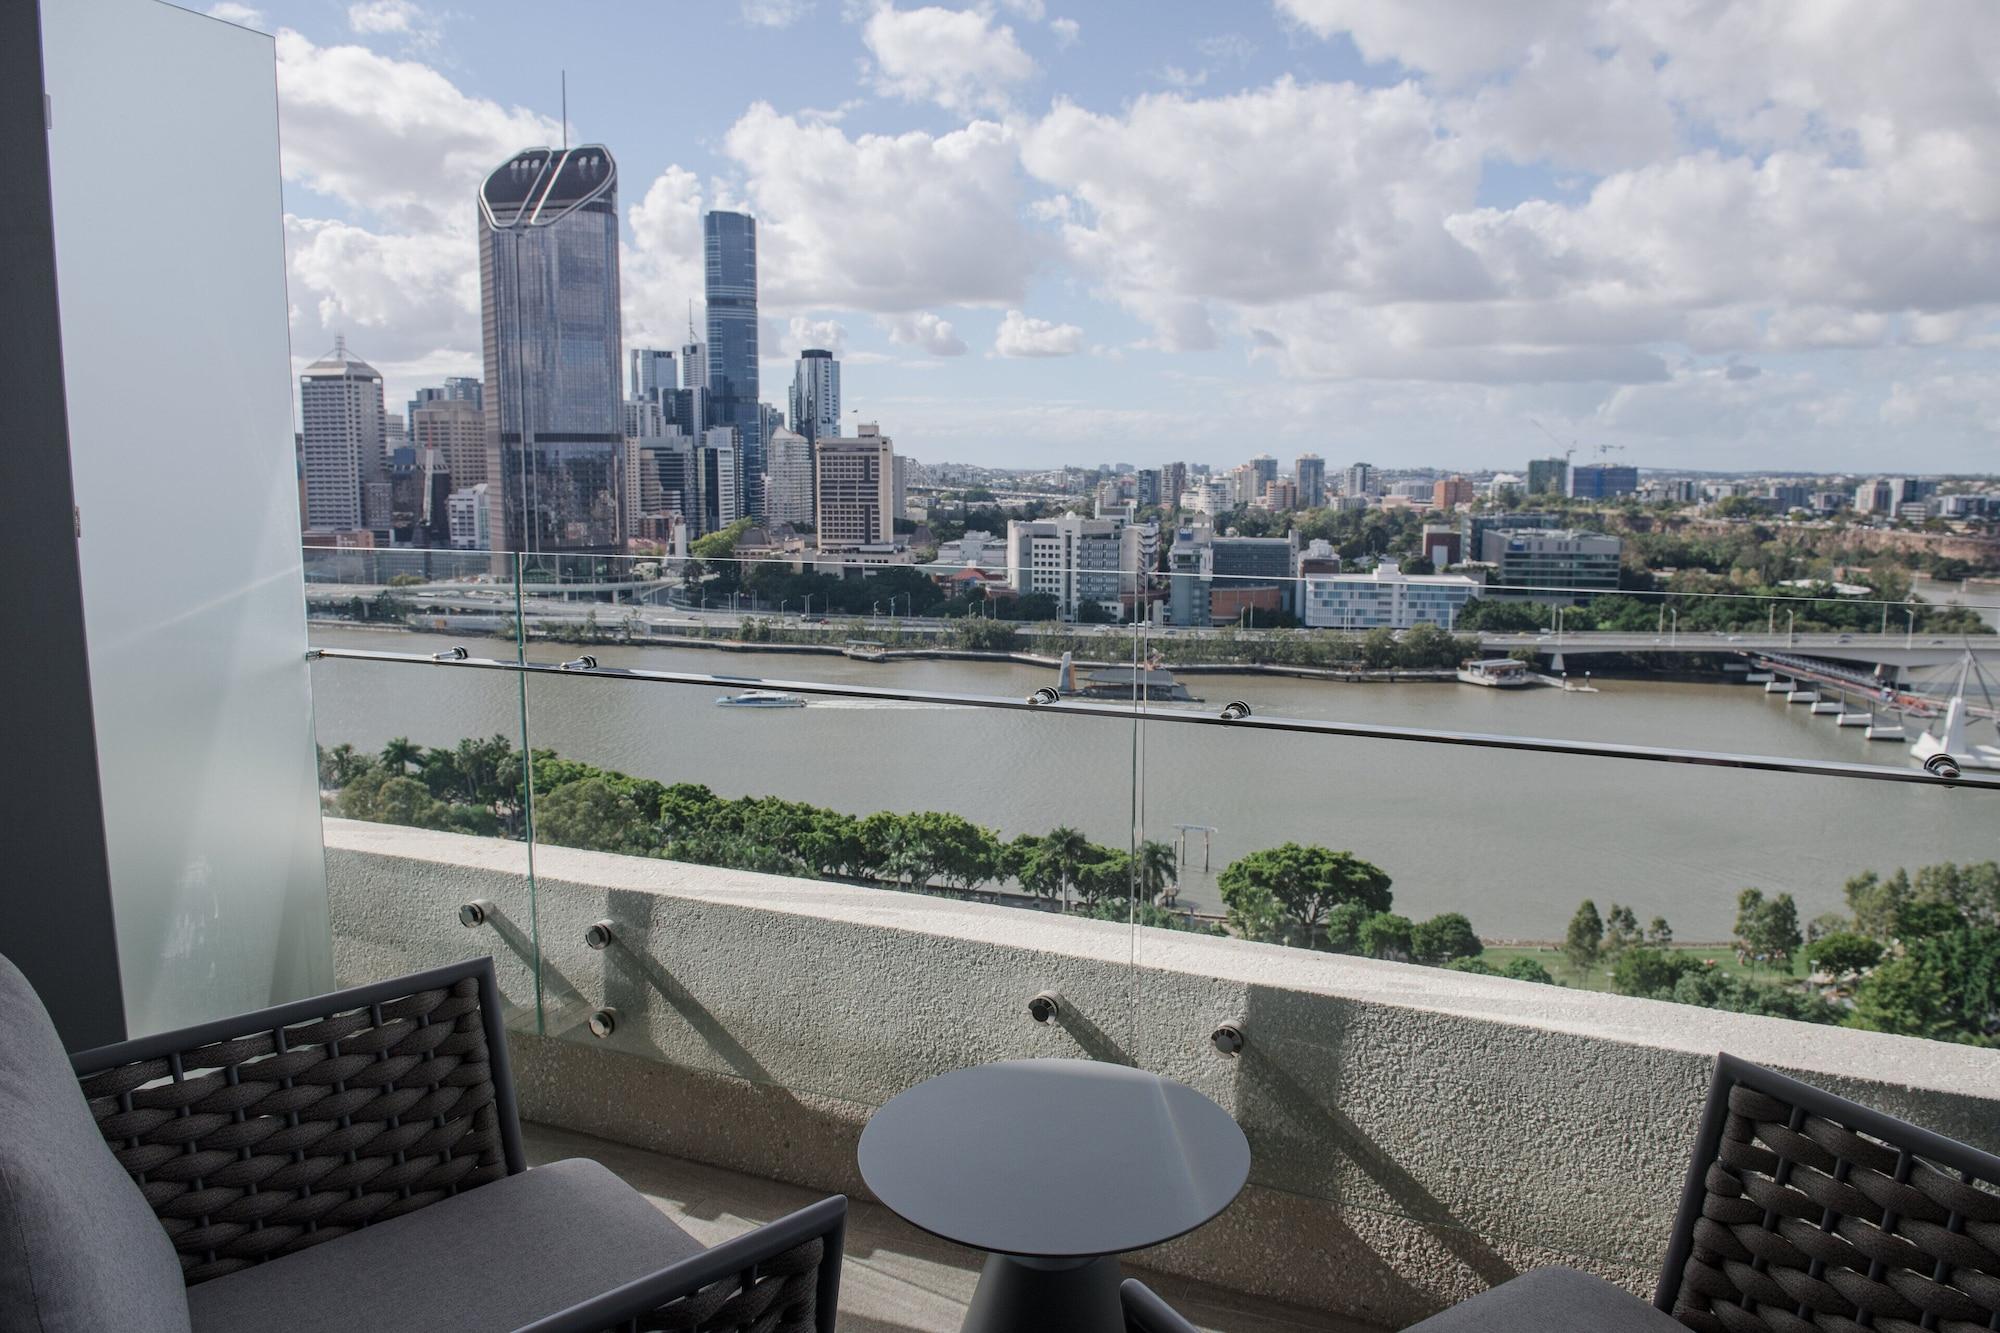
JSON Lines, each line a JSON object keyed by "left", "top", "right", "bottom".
{"left": 1786, "top": 608, "right": 1795, "bottom": 645}
{"left": 1669, "top": 608, "right": 1679, "bottom": 645}
{"left": 780, "top": 599, "right": 789, "bottom": 621}
{"left": 803, "top": 593, "right": 814, "bottom": 617}
{"left": 1905, "top": 603, "right": 1916, "bottom": 649}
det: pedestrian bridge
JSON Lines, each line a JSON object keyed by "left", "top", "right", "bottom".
{"left": 1484, "top": 629, "right": 2000, "bottom": 677}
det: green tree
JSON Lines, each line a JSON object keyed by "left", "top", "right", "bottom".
{"left": 338, "top": 770, "right": 449, "bottom": 830}
{"left": 1216, "top": 843, "right": 1393, "bottom": 948}
{"left": 1564, "top": 899, "right": 1604, "bottom": 977}
{"left": 1444, "top": 957, "right": 1497, "bottom": 975}
{"left": 1321, "top": 901, "right": 1369, "bottom": 953}
{"left": 535, "top": 777, "right": 652, "bottom": 855}
{"left": 1222, "top": 878, "right": 1283, "bottom": 944}
{"left": 380, "top": 736, "right": 421, "bottom": 775}
{"left": 1359, "top": 912, "right": 1414, "bottom": 961}
{"left": 1807, "top": 933, "right": 1883, "bottom": 982}
{"left": 1411, "top": 912, "right": 1482, "bottom": 964}
{"left": 1644, "top": 916, "right": 1674, "bottom": 948}
{"left": 1734, "top": 888, "right": 1803, "bottom": 970}
{"left": 1611, "top": 947, "right": 1702, "bottom": 997}
{"left": 1603, "top": 904, "right": 1641, "bottom": 957}
{"left": 1502, "top": 957, "right": 1558, "bottom": 985}
{"left": 1133, "top": 839, "right": 1179, "bottom": 904}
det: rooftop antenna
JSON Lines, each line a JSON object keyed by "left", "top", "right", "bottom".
{"left": 560, "top": 71, "right": 568, "bottom": 151}
{"left": 687, "top": 300, "right": 696, "bottom": 344}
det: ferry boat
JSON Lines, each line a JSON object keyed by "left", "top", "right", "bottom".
{"left": 1050, "top": 651, "right": 1201, "bottom": 702}
{"left": 1456, "top": 658, "right": 1532, "bottom": 688}
{"left": 716, "top": 690, "right": 807, "bottom": 708}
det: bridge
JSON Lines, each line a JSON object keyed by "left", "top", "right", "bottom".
{"left": 1481, "top": 630, "right": 2000, "bottom": 678}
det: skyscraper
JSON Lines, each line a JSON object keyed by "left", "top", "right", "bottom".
{"left": 299, "top": 336, "right": 384, "bottom": 532}
{"left": 1295, "top": 454, "right": 1325, "bottom": 508}
{"left": 790, "top": 348, "right": 840, "bottom": 443}
{"left": 628, "top": 347, "right": 676, "bottom": 404}
{"left": 704, "top": 210, "right": 761, "bottom": 518}
{"left": 765, "top": 426, "right": 815, "bottom": 527}
{"left": 407, "top": 376, "right": 482, "bottom": 433}
{"left": 478, "top": 144, "right": 624, "bottom": 556}
{"left": 1249, "top": 454, "right": 1278, "bottom": 492}
{"left": 1343, "top": 462, "right": 1374, "bottom": 498}
{"left": 412, "top": 397, "right": 486, "bottom": 489}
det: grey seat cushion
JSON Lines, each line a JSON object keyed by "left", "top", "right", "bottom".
{"left": 0, "top": 952, "right": 192, "bottom": 1333}
{"left": 1405, "top": 1267, "right": 1683, "bottom": 1332}
{"left": 186, "top": 1157, "right": 702, "bottom": 1333}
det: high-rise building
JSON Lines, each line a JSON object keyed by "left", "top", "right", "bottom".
{"left": 1527, "top": 457, "right": 1569, "bottom": 496}
{"left": 1295, "top": 454, "right": 1325, "bottom": 508}
{"left": 1249, "top": 454, "right": 1278, "bottom": 493}
{"left": 447, "top": 484, "right": 491, "bottom": 550}
{"left": 628, "top": 347, "right": 676, "bottom": 404}
{"left": 478, "top": 144, "right": 623, "bottom": 555}
{"left": 790, "top": 349, "right": 840, "bottom": 443}
{"left": 1854, "top": 479, "right": 1895, "bottom": 514}
{"left": 704, "top": 210, "right": 761, "bottom": 518}
{"left": 1567, "top": 464, "right": 1638, "bottom": 500}
{"left": 623, "top": 397, "right": 669, "bottom": 441}
{"left": 759, "top": 403, "right": 786, "bottom": 471}
{"left": 1135, "top": 469, "right": 1161, "bottom": 509}
{"left": 408, "top": 376, "right": 482, "bottom": 429}
{"left": 1343, "top": 462, "right": 1374, "bottom": 498}
{"left": 699, "top": 428, "right": 741, "bottom": 534}
{"left": 299, "top": 336, "right": 384, "bottom": 532}
{"left": 1006, "top": 512, "right": 1157, "bottom": 621}
{"left": 765, "top": 426, "right": 815, "bottom": 527}
{"left": 1433, "top": 475, "right": 1474, "bottom": 509}
{"left": 383, "top": 411, "right": 406, "bottom": 449}
{"left": 1164, "top": 462, "right": 1187, "bottom": 511}
{"left": 412, "top": 398, "right": 486, "bottom": 489}
{"left": 816, "top": 425, "right": 895, "bottom": 550}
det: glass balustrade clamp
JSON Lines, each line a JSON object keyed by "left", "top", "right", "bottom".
{"left": 431, "top": 645, "right": 469, "bottom": 662}
{"left": 458, "top": 898, "right": 495, "bottom": 927}
{"left": 1027, "top": 991, "right": 1062, "bottom": 1023}
{"left": 304, "top": 646, "right": 2000, "bottom": 791}
{"left": 1210, "top": 1021, "right": 1247, "bottom": 1057}
{"left": 584, "top": 920, "right": 616, "bottom": 950}
{"left": 587, "top": 1007, "right": 619, "bottom": 1039}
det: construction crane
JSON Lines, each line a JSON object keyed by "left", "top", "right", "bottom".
{"left": 1528, "top": 417, "right": 1576, "bottom": 463}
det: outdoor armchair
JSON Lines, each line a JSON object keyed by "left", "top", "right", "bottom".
{"left": 0, "top": 951, "right": 845, "bottom": 1333}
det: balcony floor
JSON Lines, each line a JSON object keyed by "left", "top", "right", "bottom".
{"left": 524, "top": 1121, "right": 1378, "bottom": 1333}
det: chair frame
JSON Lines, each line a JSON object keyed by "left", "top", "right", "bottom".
{"left": 1653, "top": 1051, "right": 2000, "bottom": 1330}
{"left": 68, "top": 957, "right": 845, "bottom": 1333}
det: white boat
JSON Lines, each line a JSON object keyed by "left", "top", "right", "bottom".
{"left": 1456, "top": 659, "right": 1532, "bottom": 688}
{"left": 716, "top": 690, "right": 807, "bottom": 708}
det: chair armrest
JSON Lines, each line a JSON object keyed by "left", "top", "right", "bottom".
{"left": 513, "top": 1194, "right": 847, "bottom": 1333}
{"left": 1121, "top": 1278, "right": 1203, "bottom": 1333}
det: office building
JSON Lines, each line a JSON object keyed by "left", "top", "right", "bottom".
{"left": 1006, "top": 512, "right": 1157, "bottom": 621}
{"left": 816, "top": 425, "right": 895, "bottom": 550}
{"left": 1163, "top": 462, "right": 1187, "bottom": 511}
{"left": 1420, "top": 524, "right": 1463, "bottom": 569}
{"left": 447, "top": 484, "right": 491, "bottom": 550}
{"left": 765, "top": 426, "right": 815, "bottom": 527}
{"left": 299, "top": 336, "right": 384, "bottom": 532}
{"left": 407, "top": 376, "right": 482, "bottom": 431}
{"left": 1567, "top": 464, "right": 1638, "bottom": 500}
{"left": 1528, "top": 458, "right": 1569, "bottom": 496}
{"left": 699, "top": 428, "right": 742, "bottom": 534}
{"left": 1296, "top": 455, "right": 1325, "bottom": 508}
{"left": 412, "top": 397, "right": 486, "bottom": 489}
{"left": 705, "top": 210, "right": 762, "bottom": 517}
{"left": 1433, "top": 475, "right": 1474, "bottom": 510}
{"left": 1343, "top": 462, "right": 1374, "bottom": 498}
{"left": 1249, "top": 455, "right": 1278, "bottom": 493}
{"left": 1301, "top": 561, "right": 1481, "bottom": 631}
{"left": 478, "top": 144, "right": 623, "bottom": 555}
{"left": 629, "top": 347, "right": 676, "bottom": 404}
{"left": 1255, "top": 479, "right": 1298, "bottom": 512}
{"left": 1166, "top": 526, "right": 1298, "bottom": 626}
{"left": 623, "top": 397, "right": 670, "bottom": 441}
{"left": 1478, "top": 528, "right": 1623, "bottom": 596}
{"left": 790, "top": 349, "right": 840, "bottom": 443}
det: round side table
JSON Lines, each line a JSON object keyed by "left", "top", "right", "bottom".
{"left": 858, "top": 1058, "right": 1250, "bottom": 1333}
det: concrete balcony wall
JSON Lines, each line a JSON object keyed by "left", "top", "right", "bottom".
{"left": 325, "top": 819, "right": 2000, "bottom": 1330}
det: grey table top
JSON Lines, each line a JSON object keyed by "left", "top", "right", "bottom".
{"left": 856, "top": 1058, "right": 1251, "bottom": 1260}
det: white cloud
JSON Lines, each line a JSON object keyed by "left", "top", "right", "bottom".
{"left": 623, "top": 166, "right": 708, "bottom": 350}
{"left": 723, "top": 104, "right": 1036, "bottom": 312}
{"left": 996, "top": 0, "right": 1043, "bottom": 17}
{"left": 861, "top": 5, "right": 1035, "bottom": 114}
{"left": 742, "top": 0, "right": 813, "bottom": 27}
{"left": 994, "top": 309, "right": 1084, "bottom": 357}
{"left": 1196, "top": 32, "right": 1254, "bottom": 64}
{"left": 1049, "top": 17, "right": 1079, "bottom": 48}
{"left": 206, "top": 3, "right": 264, "bottom": 26}
{"left": 346, "top": 0, "right": 440, "bottom": 47}
{"left": 884, "top": 311, "right": 969, "bottom": 355}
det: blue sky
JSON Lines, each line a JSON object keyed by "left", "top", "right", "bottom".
{"left": 218, "top": 0, "right": 2000, "bottom": 474}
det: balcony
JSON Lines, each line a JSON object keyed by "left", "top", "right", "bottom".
{"left": 304, "top": 547, "right": 2000, "bottom": 1331}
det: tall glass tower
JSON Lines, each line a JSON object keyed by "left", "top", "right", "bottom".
{"left": 479, "top": 144, "right": 623, "bottom": 556}
{"left": 789, "top": 348, "right": 840, "bottom": 443}
{"left": 704, "top": 210, "right": 760, "bottom": 518}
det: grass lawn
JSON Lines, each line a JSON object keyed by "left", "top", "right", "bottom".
{"left": 1480, "top": 943, "right": 1809, "bottom": 993}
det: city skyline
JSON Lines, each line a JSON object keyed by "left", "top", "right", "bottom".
{"left": 239, "top": 0, "right": 2000, "bottom": 473}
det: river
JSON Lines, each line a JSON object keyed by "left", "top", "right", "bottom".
{"left": 307, "top": 625, "right": 1994, "bottom": 941}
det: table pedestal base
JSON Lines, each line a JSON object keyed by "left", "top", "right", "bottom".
{"left": 961, "top": 1252, "right": 1123, "bottom": 1333}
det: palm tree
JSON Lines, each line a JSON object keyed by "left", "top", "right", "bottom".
{"left": 1135, "top": 839, "right": 1179, "bottom": 906}
{"left": 1040, "top": 825, "right": 1090, "bottom": 913}
{"left": 380, "top": 736, "right": 421, "bottom": 775}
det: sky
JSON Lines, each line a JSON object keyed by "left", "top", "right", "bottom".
{"left": 209, "top": 0, "right": 2000, "bottom": 474}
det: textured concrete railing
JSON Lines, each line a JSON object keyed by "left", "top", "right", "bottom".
{"left": 325, "top": 819, "right": 2000, "bottom": 1330}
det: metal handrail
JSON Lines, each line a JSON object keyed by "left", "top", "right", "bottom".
{"left": 304, "top": 645, "right": 2000, "bottom": 791}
